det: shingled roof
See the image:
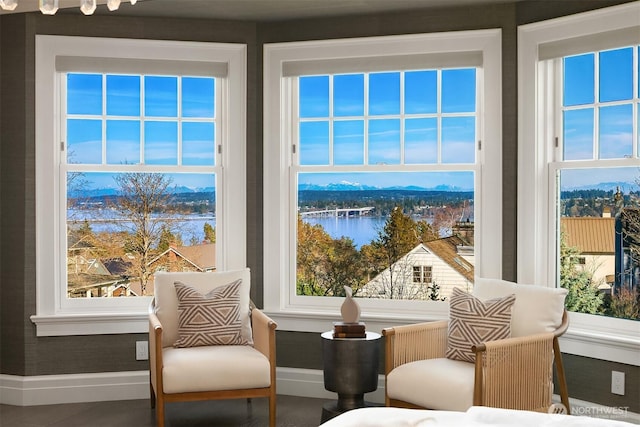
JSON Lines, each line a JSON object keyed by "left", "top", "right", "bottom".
{"left": 423, "top": 235, "right": 475, "bottom": 283}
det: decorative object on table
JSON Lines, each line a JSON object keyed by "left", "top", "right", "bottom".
{"left": 334, "top": 286, "right": 365, "bottom": 338}
{"left": 340, "top": 285, "right": 361, "bottom": 323}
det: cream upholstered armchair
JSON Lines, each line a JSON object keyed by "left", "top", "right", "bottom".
{"left": 149, "top": 269, "right": 277, "bottom": 427}
{"left": 383, "top": 278, "right": 570, "bottom": 414}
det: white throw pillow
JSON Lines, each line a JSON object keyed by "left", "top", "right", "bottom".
{"left": 473, "top": 278, "right": 567, "bottom": 337}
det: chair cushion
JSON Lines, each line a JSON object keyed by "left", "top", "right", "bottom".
{"left": 446, "top": 287, "right": 515, "bottom": 362}
{"left": 173, "top": 279, "right": 250, "bottom": 348}
{"left": 473, "top": 278, "right": 567, "bottom": 337}
{"left": 387, "top": 358, "right": 475, "bottom": 411}
{"left": 162, "top": 345, "right": 271, "bottom": 394}
{"left": 154, "top": 269, "right": 252, "bottom": 347}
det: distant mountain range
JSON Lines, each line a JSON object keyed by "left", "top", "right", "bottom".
{"left": 71, "top": 179, "right": 636, "bottom": 199}
{"left": 297, "top": 180, "right": 472, "bottom": 192}
{"left": 563, "top": 181, "right": 638, "bottom": 193}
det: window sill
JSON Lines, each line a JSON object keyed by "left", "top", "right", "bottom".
{"left": 30, "top": 312, "right": 148, "bottom": 337}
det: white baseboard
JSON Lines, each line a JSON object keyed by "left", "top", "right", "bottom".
{"left": 1, "top": 368, "right": 638, "bottom": 425}
{"left": 0, "top": 371, "right": 150, "bottom": 406}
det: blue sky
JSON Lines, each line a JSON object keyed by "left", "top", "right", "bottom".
{"left": 67, "top": 74, "right": 216, "bottom": 177}
{"left": 66, "top": 47, "right": 639, "bottom": 193}
{"left": 298, "top": 69, "right": 477, "bottom": 173}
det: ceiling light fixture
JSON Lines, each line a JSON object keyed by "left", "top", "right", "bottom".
{"left": 0, "top": 0, "right": 137, "bottom": 15}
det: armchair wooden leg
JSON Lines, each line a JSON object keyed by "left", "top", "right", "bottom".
{"left": 553, "top": 338, "right": 570, "bottom": 415}
{"left": 269, "top": 394, "right": 276, "bottom": 427}
{"left": 156, "top": 394, "right": 165, "bottom": 427}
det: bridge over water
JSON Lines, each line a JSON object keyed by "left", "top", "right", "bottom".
{"left": 300, "top": 207, "right": 375, "bottom": 218}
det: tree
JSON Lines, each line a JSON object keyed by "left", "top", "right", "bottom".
{"left": 559, "top": 231, "right": 603, "bottom": 314}
{"left": 203, "top": 222, "right": 216, "bottom": 243}
{"left": 112, "top": 172, "right": 175, "bottom": 296}
{"left": 363, "top": 207, "right": 438, "bottom": 299}
{"left": 157, "top": 225, "right": 183, "bottom": 252}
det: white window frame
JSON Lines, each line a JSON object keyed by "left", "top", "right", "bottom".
{"left": 518, "top": 3, "right": 640, "bottom": 365}
{"left": 32, "top": 36, "right": 247, "bottom": 336}
{"left": 264, "top": 30, "right": 503, "bottom": 332}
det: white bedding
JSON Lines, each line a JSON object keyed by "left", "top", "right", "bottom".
{"left": 319, "top": 406, "right": 636, "bottom": 427}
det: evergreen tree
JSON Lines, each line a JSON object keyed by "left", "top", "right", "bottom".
{"left": 203, "top": 222, "right": 216, "bottom": 243}
{"left": 559, "top": 232, "right": 603, "bottom": 314}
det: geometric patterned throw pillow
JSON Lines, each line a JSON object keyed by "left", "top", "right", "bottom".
{"left": 173, "top": 279, "right": 250, "bottom": 348}
{"left": 446, "top": 287, "right": 515, "bottom": 363}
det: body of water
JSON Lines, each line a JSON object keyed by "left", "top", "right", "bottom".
{"left": 303, "top": 216, "right": 387, "bottom": 248}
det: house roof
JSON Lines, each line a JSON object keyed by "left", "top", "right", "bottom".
{"left": 423, "top": 235, "right": 475, "bottom": 282}
{"left": 560, "top": 217, "right": 614, "bottom": 254}
{"left": 147, "top": 243, "right": 216, "bottom": 272}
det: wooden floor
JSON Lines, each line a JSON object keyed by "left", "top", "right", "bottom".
{"left": 0, "top": 395, "right": 334, "bottom": 427}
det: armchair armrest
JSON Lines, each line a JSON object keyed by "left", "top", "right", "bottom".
{"left": 149, "top": 299, "right": 164, "bottom": 397}
{"left": 472, "top": 332, "right": 555, "bottom": 410}
{"left": 383, "top": 320, "right": 448, "bottom": 374}
{"left": 250, "top": 308, "right": 277, "bottom": 362}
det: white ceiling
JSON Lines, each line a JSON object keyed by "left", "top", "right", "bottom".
{"left": 2, "top": 0, "right": 518, "bottom": 21}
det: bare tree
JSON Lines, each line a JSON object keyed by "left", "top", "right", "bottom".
{"left": 112, "top": 172, "right": 175, "bottom": 295}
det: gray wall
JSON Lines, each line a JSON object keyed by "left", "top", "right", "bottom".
{"left": 0, "top": 0, "right": 637, "bottom": 412}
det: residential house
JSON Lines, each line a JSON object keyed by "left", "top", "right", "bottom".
{"left": 359, "top": 236, "right": 474, "bottom": 300}
{"left": 561, "top": 216, "right": 615, "bottom": 291}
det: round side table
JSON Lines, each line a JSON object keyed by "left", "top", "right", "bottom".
{"left": 320, "top": 330, "right": 381, "bottom": 423}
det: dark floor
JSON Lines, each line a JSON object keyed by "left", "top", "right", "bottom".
{"left": 0, "top": 395, "right": 333, "bottom": 427}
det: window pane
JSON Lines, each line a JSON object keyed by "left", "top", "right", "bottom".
{"left": 144, "top": 76, "right": 178, "bottom": 117}
{"left": 334, "top": 74, "right": 364, "bottom": 117}
{"left": 182, "top": 122, "right": 215, "bottom": 166}
{"left": 405, "top": 118, "right": 437, "bottom": 164}
{"left": 144, "top": 121, "right": 178, "bottom": 164}
{"left": 106, "top": 75, "right": 140, "bottom": 116}
{"left": 334, "top": 120, "right": 364, "bottom": 165}
{"left": 564, "top": 54, "right": 595, "bottom": 106}
{"left": 67, "top": 119, "right": 102, "bottom": 164}
{"left": 67, "top": 74, "right": 102, "bottom": 115}
{"left": 442, "top": 117, "right": 475, "bottom": 164}
{"left": 67, "top": 171, "right": 216, "bottom": 297}
{"left": 297, "top": 171, "right": 474, "bottom": 299}
{"left": 106, "top": 120, "right": 140, "bottom": 164}
{"left": 182, "top": 77, "right": 215, "bottom": 118}
{"left": 368, "top": 119, "right": 400, "bottom": 164}
{"left": 563, "top": 108, "right": 594, "bottom": 160}
{"left": 369, "top": 72, "right": 400, "bottom": 115}
{"left": 299, "top": 121, "right": 329, "bottom": 165}
{"left": 442, "top": 69, "right": 476, "bottom": 113}
{"left": 299, "top": 76, "right": 329, "bottom": 118}
{"left": 599, "top": 104, "right": 633, "bottom": 159}
{"left": 558, "top": 167, "right": 639, "bottom": 320}
{"left": 405, "top": 70, "right": 437, "bottom": 114}
{"left": 599, "top": 47, "right": 633, "bottom": 103}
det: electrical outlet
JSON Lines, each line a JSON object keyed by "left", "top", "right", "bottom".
{"left": 611, "top": 371, "right": 625, "bottom": 395}
{"left": 136, "top": 341, "right": 149, "bottom": 361}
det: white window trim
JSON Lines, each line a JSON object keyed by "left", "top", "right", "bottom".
{"left": 264, "top": 30, "right": 503, "bottom": 332}
{"left": 32, "top": 35, "right": 247, "bottom": 336}
{"left": 518, "top": 3, "right": 640, "bottom": 366}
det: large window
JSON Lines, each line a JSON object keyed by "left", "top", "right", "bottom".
{"left": 518, "top": 2, "right": 640, "bottom": 365}
{"left": 65, "top": 72, "right": 218, "bottom": 299}
{"left": 33, "top": 36, "right": 247, "bottom": 336}
{"left": 264, "top": 30, "right": 502, "bottom": 331}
